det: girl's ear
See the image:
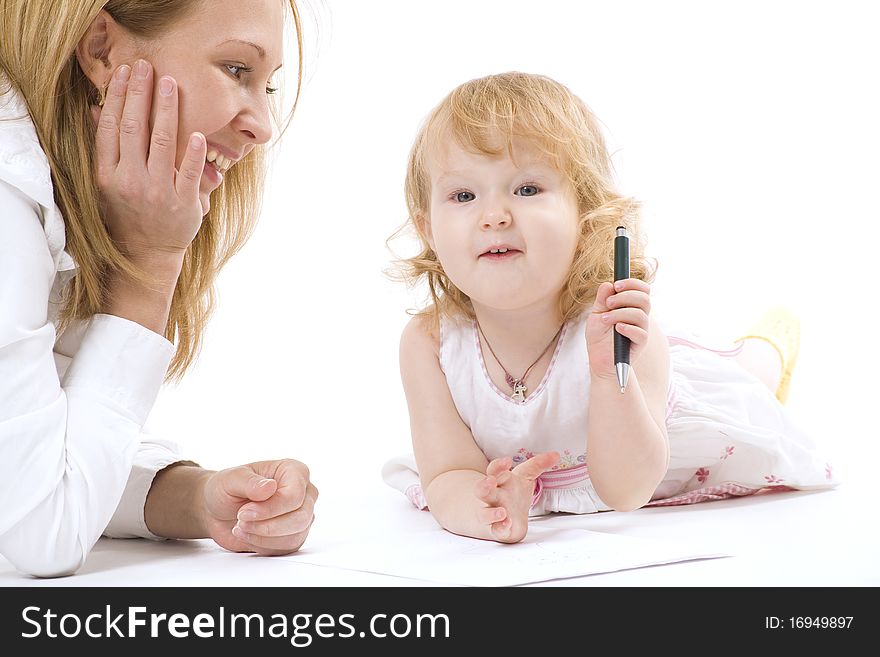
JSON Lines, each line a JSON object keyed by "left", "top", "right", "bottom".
{"left": 414, "top": 211, "right": 435, "bottom": 251}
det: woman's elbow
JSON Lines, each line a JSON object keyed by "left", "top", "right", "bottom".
{"left": 3, "top": 540, "right": 87, "bottom": 578}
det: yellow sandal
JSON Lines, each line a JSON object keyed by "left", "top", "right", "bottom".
{"left": 736, "top": 306, "right": 800, "bottom": 404}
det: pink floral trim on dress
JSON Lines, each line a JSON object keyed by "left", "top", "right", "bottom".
{"left": 646, "top": 482, "right": 782, "bottom": 507}
{"left": 405, "top": 484, "right": 428, "bottom": 510}
{"left": 513, "top": 448, "right": 585, "bottom": 470}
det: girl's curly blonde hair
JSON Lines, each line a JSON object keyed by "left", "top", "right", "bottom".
{"left": 391, "top": 71, "right": 655, "bottom": 326}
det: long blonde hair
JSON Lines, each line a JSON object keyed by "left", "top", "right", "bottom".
{"left": 392, "top": 72, "right": 655, "bottom": 325}
{"left": 0, "top": 0, "right": 303, "bottom": 380}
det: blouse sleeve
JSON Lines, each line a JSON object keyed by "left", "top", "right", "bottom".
{"left": 0, "top": 179, "right": 176, "bottom": 577}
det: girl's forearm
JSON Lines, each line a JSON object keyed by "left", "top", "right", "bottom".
{"left": 424, "top": 469, "right": 494, "bottom": 540}
{"left": 586, "top": 372, "right": 669, "bottom": 511}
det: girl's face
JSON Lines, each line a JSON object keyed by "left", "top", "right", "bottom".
{"left": 88, "top": 0, "right": 285, "bottom": 214}
{"left": 425, "top": 137, "right": 580, "bottom": 313}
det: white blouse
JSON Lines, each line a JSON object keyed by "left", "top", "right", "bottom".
{"left": 0, "top": 79, "right": 186, "bottom": 577}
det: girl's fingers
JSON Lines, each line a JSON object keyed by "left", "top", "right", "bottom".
{"left": 592, "top": 281, "right": 615, "bottom": 313}
{"left": 486, "top": 456, "right": 513, "bottom": 477}
{"left": 93, "top": 64, "right": 131, "bottom": 174}
{"left": 175, "top": 132, "right": 207, "bottom": 201}
{"left": 478, "top": 506, "right": 507, "bottom": 526}
{"left": 614, "top": 278, "right": 651, "bottom": 294}
{"left": 474, "top": 475, "right": 500, "bottom": 505}
{"left": 489, "top": 517, "right": 513, "bottom": 541}
{"left": 147, "top": 76, "right": 179, "bottom": 180}
{"left": 601, "top": 307, "right": 649, "bottom": 332}
{"left": 512, "top": 451, "right": 560, "bottom": 481}
{"left": 606, "top": 290, "right": 651, "bottom": 314}
{"left": 613, "top": 322, "right": 649, "bottom": 344}
{"left": 118, "top": 59, "right": 154, "bottom": 169}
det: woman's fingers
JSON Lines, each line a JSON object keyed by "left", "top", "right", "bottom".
{"left": 231, "top": 519, "right": 314, "bottom": 556}
{"left": 118, "top": 59, "right": 153, "bottom": 169}
{"left": 175, "top": 132, "right": 207, "bottom": 202}
{"left": 93, "top": 64, "right": 131, "bottom": 176}
{"left": 147, "top": 76, "right": 179, "bottom": 180}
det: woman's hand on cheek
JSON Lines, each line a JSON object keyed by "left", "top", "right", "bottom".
{"left": 201, "top": 460, "right": 318, "bottom": 556}
{"left": 92, "top": 60, "right": 208, "bottom": 267}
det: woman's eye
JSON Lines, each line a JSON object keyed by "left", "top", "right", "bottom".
{"left": 225, "top": 64, "right": 249, "bottom": 78}
{"left": 454, "top": 191, "right": 475, "bottom": 203}
{"left": 516, "top": 185, "right": 539, "bottom": 197}
{"left": 226, "top": 64, "right": 276, "bottom": 94}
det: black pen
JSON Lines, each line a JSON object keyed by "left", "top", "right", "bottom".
{"left": 614, "top": 226, "right": 630, "bottom": 393}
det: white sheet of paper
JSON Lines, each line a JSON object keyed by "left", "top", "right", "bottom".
{"left": 289, "top": 524, "right": 729, "bottom": 586}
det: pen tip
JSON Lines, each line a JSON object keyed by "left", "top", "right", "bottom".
{"left": 620, "top": 386, "right": 625, "bottom": 394}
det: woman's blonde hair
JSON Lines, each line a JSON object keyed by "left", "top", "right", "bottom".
{"left": 0, "top": 0, "right": 303, "bottom": 380}
{"left": 393, "top": 72, "right": 654, "bottom": 325}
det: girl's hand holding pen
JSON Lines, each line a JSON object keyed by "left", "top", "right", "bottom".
{"left": 204, "top": 459, "right": 318, "bottom": 556}
{"left": 474, "top": 452, "right": 559, "bottom": 543}
{"left": 586, "top": 278, "right": 652, "bottom": 379}
{"left": 92, "top": 60, "right": 208, "bottom": 263}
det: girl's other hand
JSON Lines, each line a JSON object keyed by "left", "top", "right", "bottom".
{"left": 586, "top": 278, "right": 652, "bottom": 379}
{"left": 92, "top": 60, "right": 207, "bottom": 265}
{"left": 474, "top": 451, "right": 559, "bottom": 543}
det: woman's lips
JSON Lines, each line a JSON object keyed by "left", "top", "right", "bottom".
{"left": 201, "top": 159, "right": 223, "bottom": 187}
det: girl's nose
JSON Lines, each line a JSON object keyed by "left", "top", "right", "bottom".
{"left": 481, "top": 207, "right": 512, "bottom": 230}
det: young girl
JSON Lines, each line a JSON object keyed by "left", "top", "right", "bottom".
{"left": 382, "top": 72, "right": 836, "bottom": 544}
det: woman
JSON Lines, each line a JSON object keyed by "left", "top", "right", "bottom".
{"left": 0, "top": 0, "right": 317, "bottom": 577}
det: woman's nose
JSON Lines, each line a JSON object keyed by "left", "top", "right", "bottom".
{"left": 234, "top": 98, "right": 273, "bottom": 145}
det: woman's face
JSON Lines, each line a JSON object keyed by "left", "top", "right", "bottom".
{"left": 89, "top": 0, "right": 285, "bottom": 213}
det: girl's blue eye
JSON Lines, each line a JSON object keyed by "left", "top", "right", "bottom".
{"left": 516, "top": 185, "right": 539, "bottom": 197}
{"left": 455, "top": 191, "right": 475, "bottom": 203}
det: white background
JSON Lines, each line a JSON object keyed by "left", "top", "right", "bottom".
{"left": 148, "top": 0, "right": 880, "bottom": 509}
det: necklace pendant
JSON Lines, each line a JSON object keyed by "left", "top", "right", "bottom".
{"left": 511, "top": 380, "right": 527, "bottom": 403}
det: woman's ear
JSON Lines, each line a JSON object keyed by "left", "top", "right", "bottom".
{"left": 414, "top": 211, "right": 435, "bottom": 251}
{"left": 74, "top": 10, "right": 122, "bottom": 90}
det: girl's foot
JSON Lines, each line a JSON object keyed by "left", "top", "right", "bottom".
{"left": 735, "top": 306, "right": 800, "bottom": 404}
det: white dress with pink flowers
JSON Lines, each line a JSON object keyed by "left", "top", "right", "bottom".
{"left": 382, "top": 310, "right": 836, "bottom": 516}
